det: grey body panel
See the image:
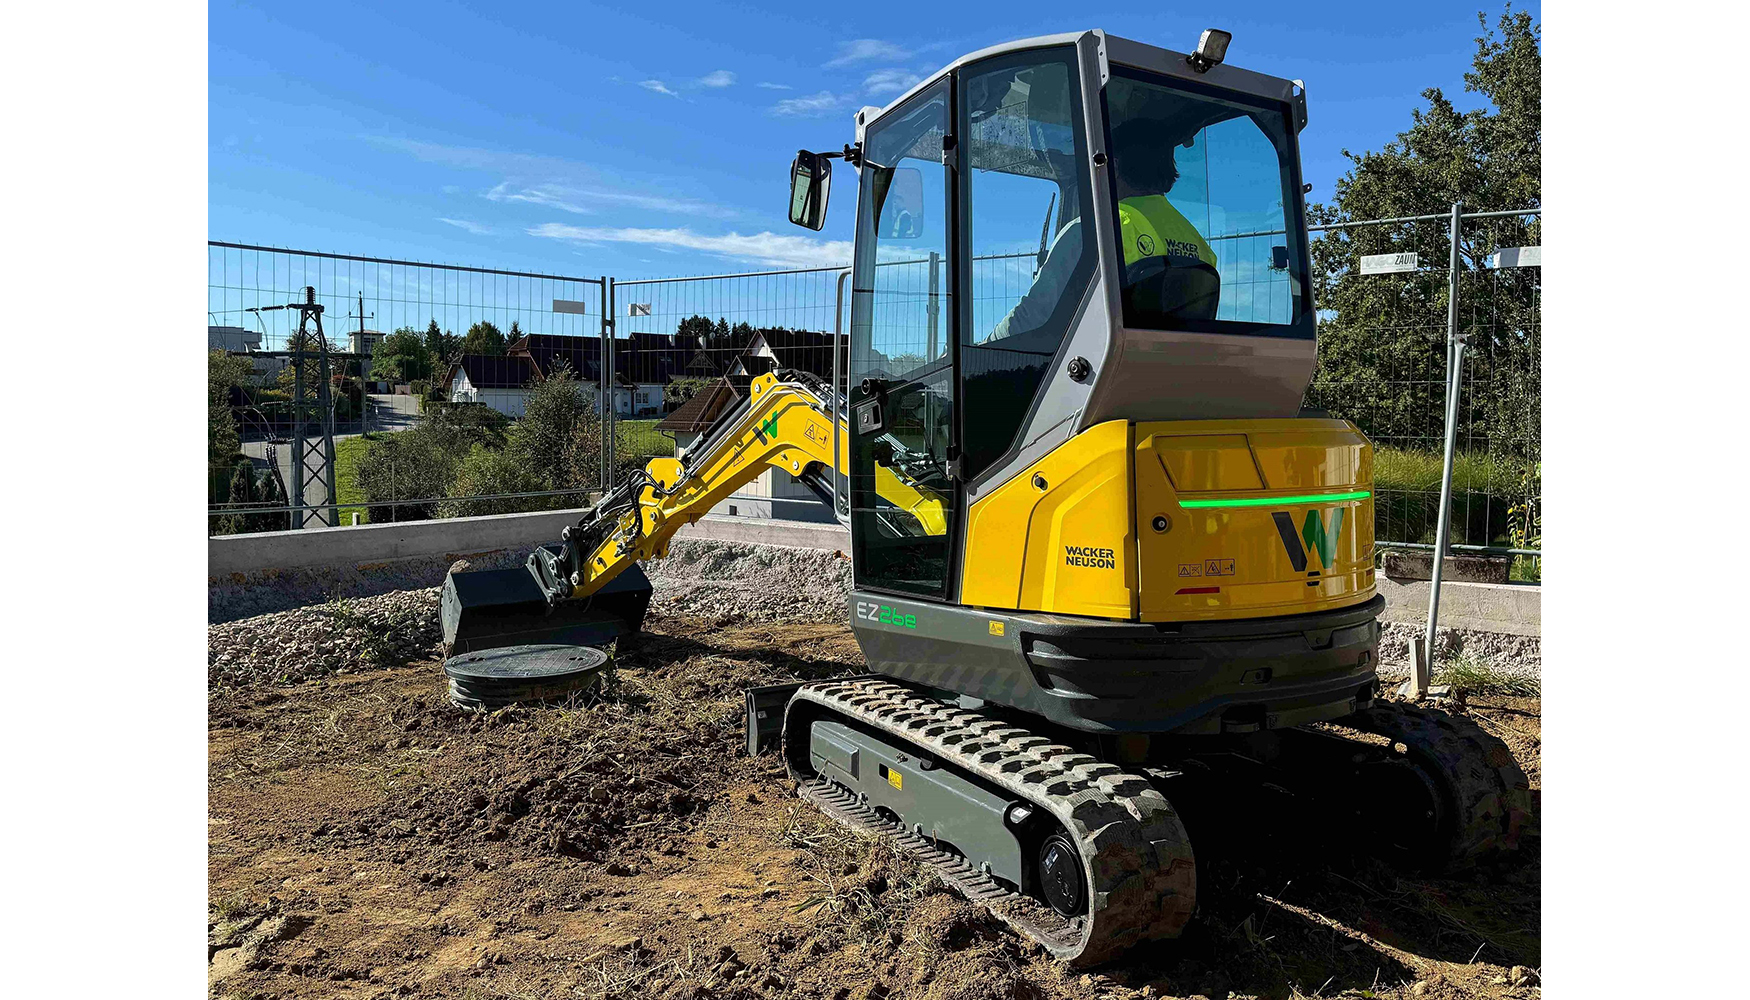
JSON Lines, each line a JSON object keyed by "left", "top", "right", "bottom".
{"left": 808, "top": 719, "right": 1025, "bottom": 888}
{"left": 850, "top": 589, "right": 1382, "bottom": 735}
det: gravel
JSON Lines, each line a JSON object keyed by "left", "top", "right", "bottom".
{"left": 207, "top": 589, "right": 443, "bottom": 689}
{"left": 645, "top": 538, "right": 852, "bottom": 624}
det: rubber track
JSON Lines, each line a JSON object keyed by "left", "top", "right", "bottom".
{"left": 786, "top": 679, "right": 1195, "bottom": 966}
{"left": 1345, "top": 700, "right": 1534, "bottom": 864}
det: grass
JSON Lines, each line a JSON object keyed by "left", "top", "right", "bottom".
{"left": 780, "top": 804, "right": 943, "bottom": 940}
{"left": 1433, "top": 653, "right": 1541, "bottom": 697}
{"left": 333, "top": 432, "right": 387, "bottom": 526}
{"left": 1371, "top": 445, "right": 1538, "bottom": 568}
{"left": 615, "top": 418, "right": 674, "bottom": 461}
{"left": 1372, "top": 445, "right": 1525, "bottom": 497}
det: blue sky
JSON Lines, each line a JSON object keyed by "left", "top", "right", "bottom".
{"left": 210, "top": 0, "right": 1528, "bottom": 280}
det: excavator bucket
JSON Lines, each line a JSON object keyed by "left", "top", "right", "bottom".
{"left": 441, "top": 560, "right": 652, "bottom": 656}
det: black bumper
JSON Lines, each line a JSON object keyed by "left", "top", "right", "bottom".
{"left": 1016, "top": 595, "right": 1384, "bottom": 734}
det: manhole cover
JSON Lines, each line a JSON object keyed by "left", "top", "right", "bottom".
{"left": 442, "top": 644, "right": 611, "bottom": 709}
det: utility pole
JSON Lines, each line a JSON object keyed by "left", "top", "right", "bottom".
{"left": 244, "top": 291, "right": 367, "bottom": 530}
{"left": 349, "top": 292, "right": 374, "bottom": 435}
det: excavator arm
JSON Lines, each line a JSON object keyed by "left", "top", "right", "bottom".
{"left": 524, "top": 369, "right": 946, "bottom": 608}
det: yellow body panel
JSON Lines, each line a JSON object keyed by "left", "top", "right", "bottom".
{"left": 960, "top": 418, "right": 1375, "bottom": 622}
{"left": 961, "top": 420, "right": 1136, "bottom": 619}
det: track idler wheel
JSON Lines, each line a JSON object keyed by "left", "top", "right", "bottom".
{"left": 1344, "top": 700, "right": 1534, "bottom": 868}
{"left": 1037, "top": 833, "right": 1087, "bottom": 918}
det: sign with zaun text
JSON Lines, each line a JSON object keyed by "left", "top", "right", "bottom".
{"left": 552, "top": 299, "right": 591, "bottom": 315}
{"left": 628, "top": 302, "right": 652, "bottom": 317}
{"left": 1359, "top": 252, "right": 1419, "bottom": 275}
{"left": 1487, "top": 246, "right": 1541, "bottom": 269}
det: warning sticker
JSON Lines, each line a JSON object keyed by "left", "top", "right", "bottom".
{"left": 887, "top": 768, "right": 902, "bottom": 790}
{"left": 988, "top": 621, "right": 1005, "bottom": 637}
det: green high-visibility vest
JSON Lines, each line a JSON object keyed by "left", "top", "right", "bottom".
{"left": 1117, "top": 195, "right": 1217, "bottom": 269}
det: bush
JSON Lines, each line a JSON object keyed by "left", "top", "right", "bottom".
{"left": 436, "top": 444, "right": 567, "bottom": 518}
{"left": 356, "top": 407, "right": 510, "bottom": 521}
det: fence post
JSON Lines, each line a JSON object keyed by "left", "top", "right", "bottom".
{"left": 599, "top": 276, "right": 613, "bottom": 492}
{"left": 833, "top": 268, "right": 851, "bottom": 522}
{"left": 1412, "top": 201, "right": 1468, "bottom": 698}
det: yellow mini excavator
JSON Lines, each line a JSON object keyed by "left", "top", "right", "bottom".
{"left": 440, "top": 28, "right": 1532, "bottom": 967}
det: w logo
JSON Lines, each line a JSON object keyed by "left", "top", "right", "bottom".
{"left": 1272, "top": 508, "right": 1345, "bottom": 572}
{"left": 754, "top": 413, "right": 780, "bottom": 443}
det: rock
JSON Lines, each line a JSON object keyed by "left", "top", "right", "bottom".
{"left": 208, "top": 944, "right": 255, "bottom": 984}
{"left": 692, "top": 910, "right": 709, "bottom": 921}
{"left": 1409, "top": 982, "right": 1428, "bottom": 997}
{"left": 1509, "top": 966, "right": 1538, "bottom": 986}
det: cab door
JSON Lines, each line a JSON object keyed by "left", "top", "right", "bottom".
{"left": 847, "top": 78, "right": 960, "bottom": 600}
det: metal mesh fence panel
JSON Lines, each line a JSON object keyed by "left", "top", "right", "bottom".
{"left": 209, "top": 214, "right": 1538, "bottom": 551}
{"left": 611, "top": 266, "right": 847, "bottom": 520}
{"left": 207, "top": 243, "right": 605, "bottom": 533}
{"left": 1302, "top": 209, "right": 1540, "bottom": 570}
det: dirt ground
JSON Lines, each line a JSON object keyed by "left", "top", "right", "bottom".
{"left": 210, "top": 610, "right": 1541, "bottom": 1000}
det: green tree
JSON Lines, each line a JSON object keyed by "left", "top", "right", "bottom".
{"left": 675, "top": 314, "right": 716, "bottom": 346}
{"left": 371, "top": 326, "right": 434, "bottom": 383}
{"left": 208, "top": 350, "right": 254, "bottom": 477}
{"left": 1304, "top": 6, "right": 1539, "bottom": 461}
{"left": 708, "top": 318, "right": 732, "bottom": 351}
{"left": 423, "top": 318, "right": 459, "bottom": 363}
{"left": 507, "top": 361, "right": 591, "bottom": 482}
{"left": 459, "top": 320, "right": 506, "bottom": 356}
{"left": 663, "top": 376, "right": 715, "bottom": 408}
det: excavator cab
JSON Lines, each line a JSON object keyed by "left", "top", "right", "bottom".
{"left": 787, "top": 33, "right": 1375, "bottom": 703}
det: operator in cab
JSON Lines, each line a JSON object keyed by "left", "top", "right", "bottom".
{"left": 983, "top": 119, "right": 1219, "bottom": 344}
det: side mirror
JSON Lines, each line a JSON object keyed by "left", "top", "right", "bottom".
{"left": 788, "top": 150, "right": 832, "bottom": 231}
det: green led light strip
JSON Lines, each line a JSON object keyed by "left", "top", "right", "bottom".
{"left": 1178, "top": 490, "right": 1372, "bottom": 509}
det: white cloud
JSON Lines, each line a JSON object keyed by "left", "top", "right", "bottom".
{"left": 366, "top": 136, "right": 579, "bottom": 175}
{"left": 639, "top": 79, "right": 680, "bottom": 97}
{"left": 438, "top": 218, "right": 494, "bottom": 235}
{"left": 771, "top": 90, "right": 846, "bottom": 118}
{"left": 486, "top": 181, "right": 738, "bottom": 220}
{"left": 528, "top": 223, "right": 852, "bottom": 269}
{"left": 757, "top": 82, "right": 793, "bottom": 90}
{"left": 365, "top": 137, "right": 740, "bottom": 221}
{"left": 863, "top": 68, "right": 923, "bottom": 96}
{"left": 824, "top": 39, "right": 909, "bottom": 68}
{"left": 699, "top": 70, "right": 736, "bottom": 88}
